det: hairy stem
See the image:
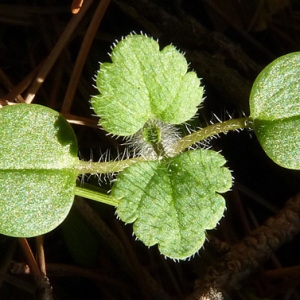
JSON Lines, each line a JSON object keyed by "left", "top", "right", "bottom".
{"left": 173, "top": 117, "right": 252, "bottom": 153}
{"left": 152, "top": 141, "right": 167, "bottom": 158}
{"left": 75, "top": 156, "right": 145, "bottom": 174}
{"left": 75, "top": 118, "right": 252, "bottom": 175}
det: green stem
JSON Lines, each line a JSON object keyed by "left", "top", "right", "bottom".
{"left": 75, "top": 185, "right": 119, "bottom": 206}
{"left": 173, "top": 117, "right": 253, "bottom": 153}
{"left": 75, "top": 118, "right": 252, "bottom": 176}
{"left": 152, "top": 141, "right": 167, "bottom": 158}
{"left": 75, "top": 156, "right": 145, "bottom": 175}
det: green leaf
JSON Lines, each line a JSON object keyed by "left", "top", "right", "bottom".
{"left": 92, "top": 34, "right": 204, "bottom": 136}
{"left": 0, "top": 104, "right": 78, "bottom": 237}
{"left": 113, "top": 150, "right": 232, "bottom": 260}
{"left": 250, "top": 52, "right": 300, "bottom": 169}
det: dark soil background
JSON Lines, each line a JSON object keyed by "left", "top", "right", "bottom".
{"left": 0, "top": 0, "right": 300, "bottom": 299}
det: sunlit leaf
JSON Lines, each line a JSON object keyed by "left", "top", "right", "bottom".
{"left": 92, "top": 34, "right": 204, "bottom": 136}
{"left": 114, "top": 150, "right": 232, "bottom": 260}
{"left": 0, "top": 104, "right": 78, "bottom": 237}
{"left": 250, "top": 52, "right": 300, "bottom": 169}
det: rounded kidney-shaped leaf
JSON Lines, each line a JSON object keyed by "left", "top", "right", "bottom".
{"left": 113, "top": 150, "right": 232, "bottom": 260}
{"left": 250, "top": 52, "right": 300, "bottom": 169}
{"left": 0, "top": 104, "right": 78, "bottom": 237}
{"left": 91, "top": 34, "right": 204, "bottom": 136}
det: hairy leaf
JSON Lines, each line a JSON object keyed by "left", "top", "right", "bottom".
{"left": 113, "top": 150, "right": 232, "bottom": 260}
{"left": 250, "top": 52, "right": 300, "bottom": 169}
{"left": 92, "top": 34, "right": 204, "bottom": 136}
{"left": 0, "top": 104, "right": 78, "bottom": 237}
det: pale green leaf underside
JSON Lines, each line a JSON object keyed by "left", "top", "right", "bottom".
{"left": 92, "top": 34, "right": 204, "bottom": 136}
{"left": 254, "top": 118, "right": 300, "bottom": 169}
{"left": 0, "top": 171, "right": 76, "bottom": 237}
{"left": 250, "top": 52, "right": 300, "bottom": 121}
{"left": 0, "top": 104, "right": 78, "bottom": 237}
{"left": 250, "top": 52, "right": 300, "bottom": 169}
{"left": 114, "top": 150, "right": 232, "bottom": 260}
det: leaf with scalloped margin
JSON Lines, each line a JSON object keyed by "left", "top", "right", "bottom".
{"left": 0, "top": 104, "right": 79, "bottom": 237}
{"left": 91, "top": 34, "right": 204, "bottom": 136}
{"left": 113, "top": 149, "right": 232, "bottom": 260}
{"left": 250, "top": 52, "right": 300, "bottom": 169}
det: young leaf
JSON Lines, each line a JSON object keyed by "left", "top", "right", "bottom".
{"left": 92, "top": 34, "right": 204, "bottom": 136}
{"left": 0, "top": 104, "right": 78, "bottom": 237}
{"left": 113, "top": 150, "right": 232, "bottom": 260}
{"left": 250, "top": 52, "right": 300, "bottom": 169}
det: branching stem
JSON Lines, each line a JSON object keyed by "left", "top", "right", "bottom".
{"left": 75, "top": 117, "right": 253, "bottom": 175}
